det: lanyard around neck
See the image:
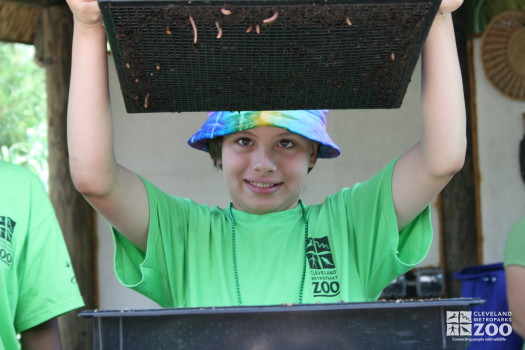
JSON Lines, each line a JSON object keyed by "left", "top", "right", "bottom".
{"left": 227, "top": 201, "right": 309, "bottom": 306}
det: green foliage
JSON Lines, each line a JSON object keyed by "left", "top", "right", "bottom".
{"left": 468, "top": 0, "right": 525, "bottom": 34}
{"left": 0, "top": 43, "right": 48, "bottom": 185}
{"left": 0, "top": 121, "right": 48, "bottom": 187}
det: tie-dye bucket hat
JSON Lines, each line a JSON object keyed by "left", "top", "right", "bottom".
{"left": 188, "top": 110, "right": 340, "bottom": 158}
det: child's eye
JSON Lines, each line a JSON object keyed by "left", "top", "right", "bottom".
{"left": 279, "top": 139, "right": 295, "bottom": 148}
{"left": 236, "top": 137, "right": 253, "bottom": 146}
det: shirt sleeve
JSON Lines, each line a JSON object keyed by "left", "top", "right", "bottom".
{"left": 343, "top": 157, "right": 433, "bottom": 298}
{"left": 112, "top": 176, "right": 193, "bottom": 307}
{"left": 504, "top": 217, "right": 525, "bottom": 267}
{"left": 15, "top": 173, "right": 84, "bottom": 332}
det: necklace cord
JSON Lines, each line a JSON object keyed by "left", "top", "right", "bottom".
{"left": 227, "top": 205, "right": 243, "bottom": 305}
{"left": 228, "top": 201, "right": 309, "bottom": 306}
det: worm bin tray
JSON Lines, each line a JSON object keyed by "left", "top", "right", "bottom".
{"left": 80, "top": 298, "right": 483, "bottom": 349}
{"left": 99, "top": 0, "right": 441, "bottom": 113}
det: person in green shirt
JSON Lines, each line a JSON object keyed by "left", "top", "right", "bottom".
{"left": 0, "top": 161, "right": 84, "bottom": 350}
{"left": 65, "top": 0, "right": 466, "bottom": 307}
{"left": 505, "top": 216, "right": 525, "bottom": 348}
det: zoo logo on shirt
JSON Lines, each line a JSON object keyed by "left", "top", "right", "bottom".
{"left": 0, "top": 216, "right": 15, "bottom": 266}
{"left": 307, "top": 236, "right": 340, "bottom": 298}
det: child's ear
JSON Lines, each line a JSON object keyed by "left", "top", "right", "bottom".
{"left": 309, "top": 143, "right": 319, "bottom": 168}
{"left": 215, "top": 158, "right": 223, "bottom": 170}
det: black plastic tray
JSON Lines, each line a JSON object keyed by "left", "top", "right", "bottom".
{"left": 98, "top": 0, "right": 441, "bottom": 113}
{"left": 80, "top": 298, "right": 483, "bottom": 349}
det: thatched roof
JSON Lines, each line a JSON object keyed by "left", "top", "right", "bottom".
{"left": 0, "top": 0, "right": 63, "bottom": 44}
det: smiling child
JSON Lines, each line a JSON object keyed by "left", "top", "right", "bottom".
{"left": 65, "top": 0, "right": 466, "bottom": 307}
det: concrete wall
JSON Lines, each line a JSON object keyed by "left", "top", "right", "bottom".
{"left": 472, "top": 38, "right": 525, "bottom": 263}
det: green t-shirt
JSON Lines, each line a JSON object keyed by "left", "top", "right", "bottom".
{"left": 504, "top": 217, "right": 525, "bottom": 350}
{"left": 114, "top": 158, "right": 432, "bottom": 307}
{"left": 0, "top": 161, "right": 84, "bottom": 350}
{"left": 504, "top": 216, "right": 525, "bottom": 267}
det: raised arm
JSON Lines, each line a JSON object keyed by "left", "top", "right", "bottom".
{"left": 392, "top": 0, "right": 466, "bottom": 230}
{"left": 66, "top": 0, "right": 149, "bottom": 250}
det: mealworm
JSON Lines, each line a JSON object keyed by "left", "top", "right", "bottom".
{"left": 345, "top": 17, "right": 352, "bottom": 26}
{"left": 215, "top": 21, "right": 223, "bottom": 39}
{"left": 125, "top": 63, "right": 131, "bottom": 69}
{"left": 166, "top": 27, "right": 172, "bottom": 35}
{"left": 255, "top": 24, "right": 261, "bottom": 34}
{"left": 246, "top": 25, "right": 253, "bottom": 33}
{"left": 263, "top": 11, "right": 279, "bottom": 24}
{"left": 390, "top": 52, "right": 395, "bottom": 61}
{"left": 144, "top": 93, "right": 150, "bottom": 108}
{"left": 189, "top": 15, "right": 197, "bottom": 44}
{"left": 220, "top": 8, "right": 231, "bottom": 15}
{"left": 156, "top": 63, "right": 161, "bottom": 70}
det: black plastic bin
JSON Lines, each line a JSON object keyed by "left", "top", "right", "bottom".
{"left": 80, "top": 298, "right": 483, "bottom": 349}
{"left": 98, "top": 0, "right": 441, "bottom": 113}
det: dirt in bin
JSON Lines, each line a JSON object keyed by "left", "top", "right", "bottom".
{"left": 105, "top": 2, "right": 434, "bottom": 112}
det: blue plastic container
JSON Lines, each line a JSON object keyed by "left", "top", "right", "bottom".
{"left": 454, "top": 263, "right": 524, "bottom": 349}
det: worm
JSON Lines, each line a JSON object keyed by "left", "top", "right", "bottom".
{"left": 246, "top": 25, "right": 253, "bottom": 33}
{"left": 345, "top": 17, "right": 352, "bottom": 26}
{"left": 263, "top": 11, "right": 279, "bottom": 24}
{"left": 255, "top": 24, "right": 261, "bottom": 34}
{"left": 189, "top": 15, "right": 197, "bottom": 44}
{"left": 215, "top": 21, "right": 223, "bottom": 39}
{"left": 125, "top": 63, "right": 131, "bottom": 69}
{"left": 156, "top": 63, "right": 161, "bottom": 71}
{"left": 144, "top": 93, "right": 150, "bottom": 108}
{"left": 166, "top": 27, "right": 172, "bottom": 35}
{"left": 220, "top": 8, "right": 231, "bottom": 15}
{"left": 390, "top": 52, "right": 395, "bottom": 61}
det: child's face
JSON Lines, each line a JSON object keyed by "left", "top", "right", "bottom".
{"left": 220, "top": 127, "right": 318, "bottom": 214}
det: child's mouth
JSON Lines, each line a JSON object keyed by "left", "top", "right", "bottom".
{"left": 247, "top": 181, "right": 278, "bottom": 188}
{"left": 245, "top": 180, "right": 282, "bottom": 193}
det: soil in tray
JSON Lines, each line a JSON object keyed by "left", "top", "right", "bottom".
{"left": 105, "top": 2, "right": 432, "bottom": 112}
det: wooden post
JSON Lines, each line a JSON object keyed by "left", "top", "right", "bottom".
{"left": 35, "top": 5, "right": 95, "bottom": 349}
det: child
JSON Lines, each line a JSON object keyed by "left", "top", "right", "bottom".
{"left": 0, "top": 161, "right": 85, "bottom": 349}
{"left": 66, "top": 0, "right": 466, "bottom": 307}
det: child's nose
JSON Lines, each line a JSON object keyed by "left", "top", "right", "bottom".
{"left": 252, "top": 148, "right": 277, "bottom": 173}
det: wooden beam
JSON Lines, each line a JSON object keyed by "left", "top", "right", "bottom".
{"left": 35, "top": 5, "right": 95, "bottom": 349}
{"left": 1, "top": 0, "right": 65, "bottom": 8}
{"left": 0, "top": 2, "right": 38, "bottom": 44}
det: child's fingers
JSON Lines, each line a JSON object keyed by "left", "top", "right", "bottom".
{"left": 439, "top": 0, "right": 464, "bottom": 15}
{"left": 66, "top": 0, "right": 102, "bottom": 26}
